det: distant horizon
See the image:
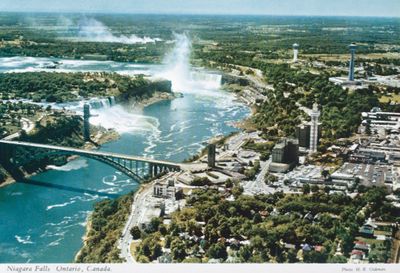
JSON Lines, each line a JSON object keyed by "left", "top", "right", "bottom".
{"left": 0, "top": 0, "right": 399, "bottom": 18}
{"left": 1, "top": 11, "right": 399, "bottom": 19}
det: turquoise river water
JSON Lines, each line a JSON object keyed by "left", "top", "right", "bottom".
{"left": 0, "top": 56, "right": 250, "bottom": 262}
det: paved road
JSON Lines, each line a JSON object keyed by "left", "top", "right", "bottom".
{"left": 3, "top": 118, "right": 36, "bottom": 140}
{"left": 243, "top": 159, "right": 276, "bottom": 195}
{"left": 119, "top": 184, "right": 153, "bottom": 263}
{"left": 118, "top": 173, "right": 175, "bottom": 263}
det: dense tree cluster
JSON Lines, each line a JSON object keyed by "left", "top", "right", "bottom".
{"left": 76, "top": 192, "right": 134, "bottom": 263}
{"left": 250, "top": 63, "right": 380, "bottom": 139}
{"left": 13, "top": 115, "right": 85, "bottom": 173}
{"left": 0, "top": 72, "right": 161, "bottom": 103}
{"left": 135, "top": 187, "right": 398, "bottom": 263}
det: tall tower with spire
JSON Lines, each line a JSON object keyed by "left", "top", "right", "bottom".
{"left": 309, "top": 103, "right": 320, "bottom": 155}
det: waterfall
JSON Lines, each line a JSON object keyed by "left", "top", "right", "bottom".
{"left": 108, "top": 96, "right": 116, "bottom": 106}
{"left": 86, "top": 96, "right": 115, "bottom": 110}
{"left": 189, "top": 71, "right": 222, "bottom": 90}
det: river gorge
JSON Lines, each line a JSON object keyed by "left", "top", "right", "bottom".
{"left": 0, "top": 41, "right": 250, "bottom": 262}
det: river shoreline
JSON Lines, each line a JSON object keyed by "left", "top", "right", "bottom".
{"left": 0, "top": 128, "right": 119, "bottom": 189}
{"left": 100, "top": 84, "right": 254, "bottom": 263}
{"left": 0, "top": 91, "right": 177, "bottom": 189}
{"left": 128, "top": 91, "right": 181, "bottom": 110}
{"left": 74, "top": 216, "right": 92, "bottom": 262}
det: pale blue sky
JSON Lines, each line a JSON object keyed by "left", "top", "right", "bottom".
{"left": 0, "top": 0, "right": 399, "bottom": 17}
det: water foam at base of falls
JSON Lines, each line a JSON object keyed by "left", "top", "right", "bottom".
{"left": 90, "top": 105, "right": 161, "bottom": 135}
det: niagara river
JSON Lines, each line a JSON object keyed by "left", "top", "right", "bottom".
{"left": 0, "top": 39, "right": 250, "bottom": 262}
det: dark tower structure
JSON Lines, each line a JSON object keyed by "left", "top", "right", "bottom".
{"left": 207, "top": 144, "right": 216, "bottom": 168}
{"left": 296, "top": 124, "right": 311, "bottom": 149}
{"left": 83, "top": 104, "right": 91, "bottom": 142}
{"left": 348, "top": 43, "right": 357, "bottom": 81}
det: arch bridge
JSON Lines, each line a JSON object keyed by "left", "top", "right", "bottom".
{"left": 0, "top": 140, "right": 181, "bottom": 182}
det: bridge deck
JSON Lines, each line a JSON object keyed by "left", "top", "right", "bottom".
{"left": 0, "top": 140, "right": 182, "bottom": 168}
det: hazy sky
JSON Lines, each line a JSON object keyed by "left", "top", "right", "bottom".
{"left": 0, "top": 0, "right": 399, "bottom": 17}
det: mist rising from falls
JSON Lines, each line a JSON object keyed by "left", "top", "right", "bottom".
{"left": 89, "top": 34, "right": 234, "bottom": 134}
{"left": 58, "top": 17, "right": 162, "bottom": 44}
{"left": 159, "top": 33, "right": 222, "bottom": 93}
{"left": 160, "top": 33, "right": 192, "bottom": 91}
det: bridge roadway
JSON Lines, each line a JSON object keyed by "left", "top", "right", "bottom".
{"left": 0, "top": 140, "right": 182, "bottom": 170}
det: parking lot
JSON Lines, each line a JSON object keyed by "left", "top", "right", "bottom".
{"left": 334, "top": 163, "right": 391, "bottom": 187}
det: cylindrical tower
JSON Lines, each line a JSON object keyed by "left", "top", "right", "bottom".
{"left": 293, "top": 43, "right": 299, "bottom": 63}
{"left": 348, "top": 43, "right": 357, "bottom": 81}
{"left": 309, "top": 103, "right": 320, "bottom": 155}
{"left": 83, "top": 104, "right": 91, "bottom": 141}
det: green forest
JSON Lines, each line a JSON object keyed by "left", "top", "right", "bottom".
{"left": 0, "top": 72, "right": 170, "bottom": 103}
{"left": 75, "top": 192, "right": 134, "bottom": 263}
{"left": 134, "top": 186, "right": 397, "bottom": 263}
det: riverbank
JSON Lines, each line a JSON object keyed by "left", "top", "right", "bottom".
{"left": 75, "top": 192, "right": 134, "bottom": 263}
{"left": 74, "top": 217, "right": 92, "bottom": 262}
{"left": 0, "top": 127, "right": 119, "bottom": 188}
{"left": 0, "top": 87, "right": 179, "bottom": 189}
{"left": 110, "top": 79, "right": 257, "bottom": 263}
{"left": 0, "top": 176, "right": 16, "bottom": 188}
{"left": 128, "top": 91, "right": 181, "bottom": 110}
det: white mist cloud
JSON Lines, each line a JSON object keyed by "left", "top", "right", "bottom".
{"left": 160, "top": 33, "right": 222, "bottom": 92}
{"left": 161, "top": 33, "right": 192, "bottom": 91}
{"left": 75, "top": 18, "right": 162, "bottom": 44}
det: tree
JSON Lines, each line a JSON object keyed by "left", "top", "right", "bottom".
{"left": 321, "top": 170, "right": 330, "bottom": 180}
{"left": 303, "top": 250, "right": 328, "bottom": 263}
{"left": 191, "top": 177, "right": 210, "bottom": 186}
{"left": 253, "top": 212, "right": 262, "bottom": 224}
{"left": 303, "top": 183, "right": 311, "bottom": 195}
{"left": 147, "top": 217, "right": 161, "bottom": 233}
{"left": 287, "top": 249, "right": 298, "bottom": 263}
{"left": 207, "top": 242, "right": 228, "bottom": 260}
{"left": 219, "top": 222, "right": 231, "bottom": 238}
{"left": 311, "top": 185, "right": 320, "bottom": 193}
{"left": 324, "top": 186, "right": 331, "bottom": 194}
{"left": 238, "top": 245, "right": 252, "bottom": 262}
{"left": 171, "top": 238, "right": 187, "bottom": 261}
{"left": 136, "top": 233, "right": 163, "bottom": 261}
{"left": 137, "top": 255, "right": 150, "bottom": 263}
{"left": 186, "top": 219, "right": 201, "bottom": 236}
{"left": 159, "top": 224, "right": 168, "bottom": 236}
{"left": 328, "top": 255, "right": 348, "bottom": 263}
{"left": 250, "top": 235, "right": 265, "bottom": 251}
{"left": 130, "top": 226, "right": 142, "bottom": 240}
{"left": 232, "top": 185, "right": 244, "bottom": 199}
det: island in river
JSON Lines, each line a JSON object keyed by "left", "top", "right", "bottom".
{"left": 0, "top": 71, "right": 175, "bottom": 187}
